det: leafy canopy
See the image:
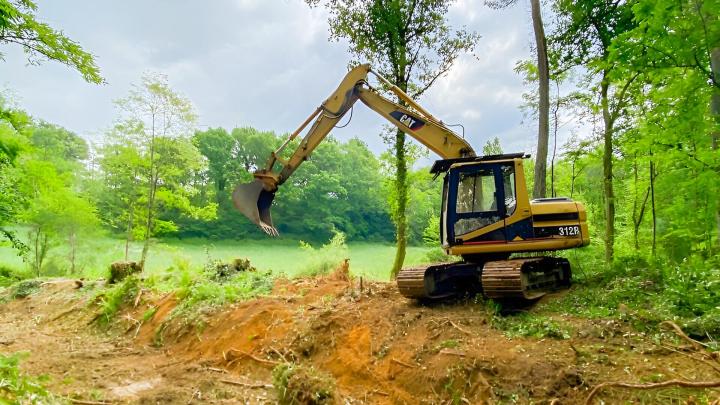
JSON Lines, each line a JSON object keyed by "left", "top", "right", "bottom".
{"left": 0, "top": 0, "right": 103, "bottom": 83}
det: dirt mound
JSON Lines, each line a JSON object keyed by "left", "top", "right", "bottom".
{"left": 2, "top": 277, "right": 720, "bottom": 403}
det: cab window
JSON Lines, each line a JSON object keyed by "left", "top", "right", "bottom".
{"left": 455, "top": 170, "right": 496, "bottom": 213}
{"left": 501, "top": 164, "right": 516, "bottom": 216}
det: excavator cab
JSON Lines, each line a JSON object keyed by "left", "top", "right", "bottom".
{"left": 435, "top": 153, "right": 589, "bottom": 257}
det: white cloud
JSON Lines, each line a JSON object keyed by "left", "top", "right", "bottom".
{"left": 0, "top": 0, "right": 549, "bottom": 163}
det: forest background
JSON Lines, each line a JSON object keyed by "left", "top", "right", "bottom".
{"left": 1, "top": 0, "right": 718, "bottom": 298}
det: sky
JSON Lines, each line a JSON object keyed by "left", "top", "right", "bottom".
{"left": 0, "top": 0, "right": 550, "bottom": 163}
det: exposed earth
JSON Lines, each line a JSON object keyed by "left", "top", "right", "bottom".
{"left": 1, "top": 275, "right": 719, "bottom": 404}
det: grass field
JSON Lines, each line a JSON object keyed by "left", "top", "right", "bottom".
{"left": 0, "top": 236, "right": 433, "bottom": 281}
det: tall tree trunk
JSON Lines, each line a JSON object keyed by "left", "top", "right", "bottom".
{"left": 710, "top": 47, "right": 720, "bottom": 249}
{"left": 390, "top": 74, "right": 409, "bottom": 278}
{"left": 531, "top": 0, "right": 550, "bottom": 199}
{"left": 600, "top": 72, "right": 615, "bottom": 264}
{"left": 69, "top": 230, "right": 76, "bottom": 274}
{"left": 140, "top": 178, "right": 156, "bottom": 269}
{"left": 140, "top": 116, "right": 157, "bottom": 270}
{"left": 650, "top": 159, "right": 657, "bottom": 257}
{"left": 390, "top": 127, "right": 408, "bottom": 278}
{"left": 125, "top": 204, "right": 134, "bottom": 261}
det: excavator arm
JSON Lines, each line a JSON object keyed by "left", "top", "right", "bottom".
{"left": 233, "top": 64, "right": 475, "bottom": 236}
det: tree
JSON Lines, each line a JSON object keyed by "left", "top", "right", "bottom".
{"left": 486, "top": 0, "right": 550, "bottom": 198}
{"left": 610, "top": 0, "right": 720, "bottom": 248}
{"left": 482, "top": 137, "right": 503, "bottom": 155}
{"left": 550, "top": 0, "right": 638, "bottom": 264}
{"left": 0, "top": 0, "right": 102, "bottom": 83}
{"left": 0, "top": 97, "right": 30, "bottom": 252}
{"left": 111, "top": 73, "right": 214, "bottom": 268}
{"left": 306, "top": 0, "right": 479, "bottom": 277}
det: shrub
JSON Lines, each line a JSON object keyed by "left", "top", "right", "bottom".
{"left": 94, "top": 276, "right": 141, "bottom": 326}
{"left": 0, "top": 352, "right": 56, "bottom": 403}
{"left": 10, "top": 279, "right": 42, "bottom": 299}
{"left": 297, "top": 231, "right": 349, "bottom": 277}
{"left": 204, "top": 258, "right": 256, "bottom": 283}
{"left": 272, "top": 362, "right": 335, "bottom": 405}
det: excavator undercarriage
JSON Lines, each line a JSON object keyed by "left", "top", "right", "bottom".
{"left": 396, "top": 256, "right": 571, "bottom": 301}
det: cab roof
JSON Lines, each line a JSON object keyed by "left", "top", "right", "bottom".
{"left": 430, "top": 153, "right": 529, "bottom": 174}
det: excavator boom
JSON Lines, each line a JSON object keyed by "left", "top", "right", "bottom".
{"left": 232, "top": 64, "right": 474, "bottom": 235}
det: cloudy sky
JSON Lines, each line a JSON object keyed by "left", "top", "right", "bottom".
{"left": 1, "top": 0, "right": 546, "bottom": 161}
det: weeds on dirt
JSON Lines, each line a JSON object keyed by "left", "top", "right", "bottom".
{"left": 0, "top": 352, "right": 58, "bottom": 403}
{"left": 297, "top": 231, "right": 349, "bottom": 277}
{"left": 150, "top": 258, "right": 274, "bottom": 345}
{"left": 543, "top": 253, "right": 720, "bottom": 338}
{"left": 482, "top": 299, "right": 572, "bottom": 339}
{"left": 0, "top": 279, "right": 43, "bottom": 303}
{"left": 272, "top": 362, "right": 335, "bottom": 405}
{"left": 93, "top": 276, "right": 140, "bottom": 326}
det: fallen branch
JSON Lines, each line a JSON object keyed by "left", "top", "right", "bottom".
{"left": 224, "top": 348, "right": 279, "bottom": 366}
{"left": 439, "top": 348, "right": 466, "bottom": 357}
{"left": 658, "top": 343, "right": 720, "bottom": 374}
{"left": 585, "top": 379, "right": 720, "bottom": 404}
{"left": 269, "top": 346, "right": 289, "bottom": 363}
{"left": 660, "top": 321, "right": 708, "bottom": 350}
{"left": 368, "top": 389, "right": 389, "bottom": 396}
{"left": 220, "top": 379, "right": 273, "bottom": 389}
{"left": 133, "top": 288, "right": 144, "bottom": 308}
{"left": 449, "top": 320, "right": 472, "bottom": 335}
{"left": 391, "top": 358, "right": 416, "bottom": 369}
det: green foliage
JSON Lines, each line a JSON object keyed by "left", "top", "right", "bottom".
{"left": 94, "top": 276, "right": 140, "bottom": 326}
{"left": 481, "top": 137, "right": 504, "bottom": 156}
{"left": 483, "top": 299, "right": 571, "bottom": 339}
{"left": 0, "top": 352, "right": 57, "bottom": 404}
{"left": 297, "top": 231, "right": 349, "bottom": 277}
{"left": 8, "top": 278, "right": 41, "bottom": 299}
{"left": 0, "top": 0, "right": 102, "bottom": 83}
{"left": 543, "top": 253, "right": 720, "bottom": 337}
{"left": 272, "top": 362, "right": 335, "bottom": 405}
{"left": 102, "top": 73, "right": 215, "bottom": 265}
{"left": 171, "top": 260, "right": 274, "bottom": 317}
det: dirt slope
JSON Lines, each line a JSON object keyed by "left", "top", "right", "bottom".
{"left": 1, "top": 277, "right": 719, "bottom": 404}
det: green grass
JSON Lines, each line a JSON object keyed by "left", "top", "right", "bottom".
{"left": 0, "top": 236, "right": 432, "bottom": 281}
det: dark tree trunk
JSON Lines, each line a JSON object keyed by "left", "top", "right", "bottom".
{"left": 710, "top": 47, "right": 720, "bottom": 249}
{"left": 600, "top": 72, "right": 615, "bottom": 264}
{"left": 650, "top": 159, "right": 657, "bottom": 257}
{"left": 531, "top": 0, "right": 550, "bottom": 199}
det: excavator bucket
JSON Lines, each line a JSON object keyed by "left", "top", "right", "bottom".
{"left": 232, "top": 179, "right": 279, "bottom": 236}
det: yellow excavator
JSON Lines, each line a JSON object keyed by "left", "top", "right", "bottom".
{"left": 233, "top": 64, "right": 590, "bottom": 300}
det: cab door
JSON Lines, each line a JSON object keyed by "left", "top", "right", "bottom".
{"left": 445, "top": 164, "right": 507, "bottom": 245}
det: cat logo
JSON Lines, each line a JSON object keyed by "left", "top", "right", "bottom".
{"left": 389, "top": 110, "right": 425, "bottom": 131}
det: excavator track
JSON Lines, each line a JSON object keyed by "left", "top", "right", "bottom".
{"left": 482, "top": 257, "right": 570, "bottom": 300}
{"left": 396, "top": 266, "right": 430, "bottom": 299}
{"left": 397, "top": 257, "right": 570, "bottom": 301}
{"left": 397, "top": 262, "right": 481, "bottom": 300}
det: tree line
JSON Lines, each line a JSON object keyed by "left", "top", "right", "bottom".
{"left": 1, "top": 0, "right": 719, "bottom": 278}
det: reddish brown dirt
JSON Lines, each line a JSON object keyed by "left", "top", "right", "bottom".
{"left": 2, "top": 277, "right": 720, "bottom": 404}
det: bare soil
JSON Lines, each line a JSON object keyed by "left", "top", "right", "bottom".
{"left": 1, "top": 277, "right": 719, "bottom": 404}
